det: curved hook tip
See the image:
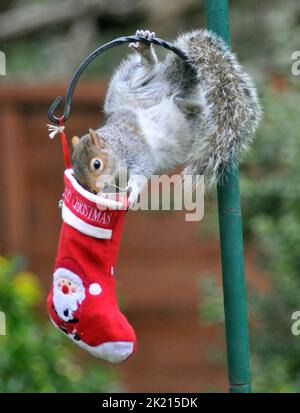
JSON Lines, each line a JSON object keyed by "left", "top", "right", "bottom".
{"left": 48, "top": 96, "right": 64, "bottom": 124}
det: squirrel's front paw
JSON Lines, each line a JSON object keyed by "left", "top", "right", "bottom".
{"left": 129, "top": 29, "right": 155, "bottom": 54}
{"left": 126, "top": 186, "right": 141, "bottom": 208}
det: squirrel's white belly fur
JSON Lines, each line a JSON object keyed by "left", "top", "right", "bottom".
{"left": 136, "top": 97, "right": 193, "bottom": 174}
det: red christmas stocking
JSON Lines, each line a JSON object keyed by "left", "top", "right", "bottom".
{"left": 47, "top": 169, "right": 136, "bottom": 363}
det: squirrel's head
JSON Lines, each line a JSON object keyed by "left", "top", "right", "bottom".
{"left": 71, "top": 129, "right": 109, "bottom": 193}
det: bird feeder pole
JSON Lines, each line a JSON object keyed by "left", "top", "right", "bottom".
{"left": 205, "top": 0, "right": 252, "bottom": 393}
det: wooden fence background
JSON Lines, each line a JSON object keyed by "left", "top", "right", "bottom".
{"left": 0, "top": 83, "right": 235, "bottom": 392}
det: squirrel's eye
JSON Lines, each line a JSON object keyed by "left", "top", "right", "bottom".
{"left": 90, "top": 158, "right": 103, "bottom": 171}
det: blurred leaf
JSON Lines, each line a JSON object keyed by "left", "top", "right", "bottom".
{"left": 12, "top": 271, "right": 42, "bottom": 306}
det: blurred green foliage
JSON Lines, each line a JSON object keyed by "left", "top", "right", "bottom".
{"left": 241, "top": 87, "right": 300, "bottom": 392}
{"left": 0, "top": 255, "right": 118, "bottom": 392}
{"left": 200, "top": 85, "right": 300, "bottom": 392}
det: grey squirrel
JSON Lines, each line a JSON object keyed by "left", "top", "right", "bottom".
{"left": 72, "top": 29, "right": 261, "bottom": 206}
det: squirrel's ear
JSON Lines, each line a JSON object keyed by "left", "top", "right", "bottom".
{"left": 72, "top": 136, "right": 80, "bottom": 148}
{"left": 89, "top": 129, "right": 105, "bottom": 148}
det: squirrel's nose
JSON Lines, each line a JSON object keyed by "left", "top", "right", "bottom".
{"left": 62, "top": 285, "right": 69, "bottom": 294}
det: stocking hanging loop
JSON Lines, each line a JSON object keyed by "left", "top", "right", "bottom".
{"left": 47, "top": 34, "right": 188, "bottom": 125}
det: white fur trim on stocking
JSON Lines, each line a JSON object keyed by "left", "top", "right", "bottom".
{"left": 49, "top": 321, "right": 134, "bottom": 363}
{"left": 69, "top": 337, "right": 134, "bottom": 363}
{"left": 62, "top": 203, "right": 112, "bottom": 239}
{"left": 65, "top": 169, "right": 124, "bottom": 209}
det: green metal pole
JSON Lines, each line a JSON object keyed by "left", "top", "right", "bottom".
{"left": 205, "top": 0, "right": 252, "bottom": 393}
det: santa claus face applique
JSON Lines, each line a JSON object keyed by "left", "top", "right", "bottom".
{"left": 53, "top": 268, "right": 86, "bottom": 322}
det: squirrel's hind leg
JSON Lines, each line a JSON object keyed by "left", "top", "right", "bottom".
{"left": 129, "top": 30, "right": 158, "bottom": 65}
{"left": 174, "top": 95, "right": 202, "bottom": 117}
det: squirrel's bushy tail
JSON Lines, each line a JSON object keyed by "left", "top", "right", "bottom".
{"left": 173, "top": 30, "right": 262, "bottom": 188}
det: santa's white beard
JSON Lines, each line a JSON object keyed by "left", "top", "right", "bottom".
{"left": 53, "top": 284, "right": 85, "bottom": 322}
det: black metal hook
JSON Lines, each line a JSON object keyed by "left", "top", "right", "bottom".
{"left": 47, "top": 34, "right": 188, "bottom": 124}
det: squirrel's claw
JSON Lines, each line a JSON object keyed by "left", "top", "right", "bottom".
{"left": 129, "top": 30, "right": 156, "bottom": 59}
{"left": 128, "top": 191, "right": 140, "bottom": 209}
{"left": 136, "top": 30, "right": 155, "bottom": 40}
{"left": 126, "top": 185, "right": 140, "bottom": 208}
